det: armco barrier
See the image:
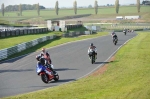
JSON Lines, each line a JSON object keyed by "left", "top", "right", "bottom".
{"left": 42, "top": 28, "right": 45, "bottom": 32}
{"left": 33, "top": 29, "right": 36, "bottom": 33}
{"left": 75, "top": 32, "right": 80, "bottom": 36}
{"left": 50, "top": 35, "right": 55, "bottom": 40}
{"left": 0, "top": 31, "right": 5, "bottom": 37}
{"left": 6, "top": 31, "right": 11, "bottom": 36}
{"left": 11, "top": 30, "right": 16, "bottom": 36}
{"left": 62, "top": 33, "right": 69, "bottom": 37}
{"left": 28, "top": 29, "right": 31, "bottom": 34}
{"left": 32, "top": 40, "right": 38, "bottom": 46}
{"left": 26, "top": 42, "right": 33, "bottom": 49}
{"left": 37, "top": 29, "right": 39, "bottom": 33}
{"left": 0, "top": 49, "right": 7, "bottom": 60}
{"left": 16, "top": 30, "right": 19, "bottom": 35}
{"left": 0, "top": 35, "right": 56, "bottom": 61}
{"left": 69, "top": 32, "right": 75, "bottom": 37}
{"left": 31, "top": 29, "right": 34, "bottom": 34}
{"left": 39, "top": 29, "right": 42, "bottom": 33}
{"left": 62, "top": 31, "right": 93, "bottom": 37}
{"left": 20, "top": 30, "right": 24, "bottom": 35}
{"left": 17, "top": 43, "right": 26, "bottom": 52}
{"left": 0, "top": 28, "right": 48, "bottom": 38}
{"left": 24, "top": 29, "right": 27, "bottom": 35}
{"left": 37, "top": 38, "right": 43, "bottom": 43}
{"left": 46, "top": 36, "right": 50, "bottom": 40}
{"left": 85, "top": 31, "right": 91, "bottom": 35}
{"left": 7, "top": 46, "right": 18, "bottom": 56}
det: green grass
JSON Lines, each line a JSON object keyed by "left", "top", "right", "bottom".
{"left": 0, "top": 32, "right": 54, "bottom": 49}
{"left": 2, "top": 32, "right": 150, "bottom": 99}
{"left": 0, "top": 6, "right": 150, "bottom": 22}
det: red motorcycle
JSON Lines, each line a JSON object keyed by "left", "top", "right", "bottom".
{"left": 36, "top": 64, "right": 59, "bottom": 83}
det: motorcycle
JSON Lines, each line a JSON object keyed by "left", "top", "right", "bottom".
{"left": 36, "top": 63, "right": 59, "bottom": 83}
{"left": 123, "top": 30, "right": 126, "bottom": 35}
{"left": 89, "top": 50, "right": 96, "bottom": 64}
{"left": 113, "top": 37, "right": 118, "bottom": 45}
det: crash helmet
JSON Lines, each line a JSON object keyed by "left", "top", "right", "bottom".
{"left": 42, "top": 48, "right": 46, "bottom": 52}
{"left": 90, "top": 43, "right": 93, "bottom": 46}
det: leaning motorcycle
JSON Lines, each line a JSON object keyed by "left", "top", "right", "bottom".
{"left": 89, "top": 50, "right": 96, "bottom": 64}
{"left": 36, "top": 64, "right": 59, "bottom": 83}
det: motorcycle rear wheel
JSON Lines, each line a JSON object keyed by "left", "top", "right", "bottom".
{"left": 114, "top": 41, "right": 117, "bottom": 45}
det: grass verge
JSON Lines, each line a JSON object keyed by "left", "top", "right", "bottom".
{"left": 0, "top": 32, "right": 54, "bottom": 49}
{"left": 2, "top": 32, "right": 150, "bottom": 99}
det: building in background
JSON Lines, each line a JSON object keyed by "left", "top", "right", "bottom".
{"left": 142, "top": 0, "right": 150, "bottom": 5}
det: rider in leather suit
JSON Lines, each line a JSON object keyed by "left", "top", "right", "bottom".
{"left": 88, "top": 43, "right": 97, "bottom": 59}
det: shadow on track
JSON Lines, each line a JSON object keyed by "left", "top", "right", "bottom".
{"left": 94, "top": 62, "right": 109, "bottom": 64}
{"left": 51, "top": 79, "right": 76, "bottom": 83}
{"left": 54, "top": 68, "right": 78, "bottom": 71}
{"left": 0, "top": 69, "right": 34, "bottom": 73}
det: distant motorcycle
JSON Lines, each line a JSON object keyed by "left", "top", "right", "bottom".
{"left": 123, "top": 30, "right": 126, "bottom": 35}
{"left": 89, "top": 49, "right": 96, "bottom": 64}
{"left": 36, "top": 64, "right": 59, "bottom": 83}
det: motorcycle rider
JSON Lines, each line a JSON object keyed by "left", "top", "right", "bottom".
{"left": 123, "top": 28, "right": 127, "bottom": 33}
{"left": 36, "top": 55, "right": 55, "bottom": 75}
{"left": 88, "top": 43, "right": 97, "bottom": 59}
{"left": 40, "top": 48, "right": 52, "bottom": 64}
{"left": 111, "top": 31, "right": 118, "bottom": 42}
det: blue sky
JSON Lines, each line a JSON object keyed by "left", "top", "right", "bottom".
{"left": 0, "top": 0, "right": 142, "bottom": 8}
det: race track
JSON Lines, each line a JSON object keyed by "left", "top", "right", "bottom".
{"left": 0, "top": 32, "right": 137, "bottom": 98}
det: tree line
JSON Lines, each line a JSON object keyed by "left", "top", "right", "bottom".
{"left": 3, "top": 4, "right": 45, "bottom": 12}
{"left": 1, "top": 0, "right": 141, "bottom": 17}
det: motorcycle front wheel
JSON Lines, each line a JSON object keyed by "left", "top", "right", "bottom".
{"left": 54, "top": 73, "right": 59, "bottom": 81}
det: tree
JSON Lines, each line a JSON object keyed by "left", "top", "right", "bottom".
{"left": 137, "top": 0, "right": 140, "bottom": 13}
{"left": 19, "top": 4, "right": 22, "bottom": 16}
{"left": 115, "top": 0, "right": 119, "bottom": 14}
{"left": 73, "top": 0, "right": 77, "bottom": 15}
{"left": 88, "top": 5, "right": 92, "bottom": 8}
{"left": 1, "top": 3, "right": 4, "bottom": 16}
{"left": 94, "top": 0, "right": 98, "bottom": 14}
{"left": 55, "top": 1, "right": 59, "bottom": 15}
{"left": 37, "top": 3, "right": 40, "bottom": 16}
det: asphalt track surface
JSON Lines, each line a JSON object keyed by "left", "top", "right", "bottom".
{"left": 0, "top": 32, "right": 137, "bottom": 98}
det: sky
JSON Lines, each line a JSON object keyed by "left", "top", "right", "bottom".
{"left": 0, "top": 0, "right": 143, "bottom": 8}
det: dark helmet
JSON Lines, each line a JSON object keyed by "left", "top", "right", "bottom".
{"left": 36, "top": 55, "right": 41, "bottom": 61}
{"left": 90, "top": 43, "right": 93, "bottom": 46}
